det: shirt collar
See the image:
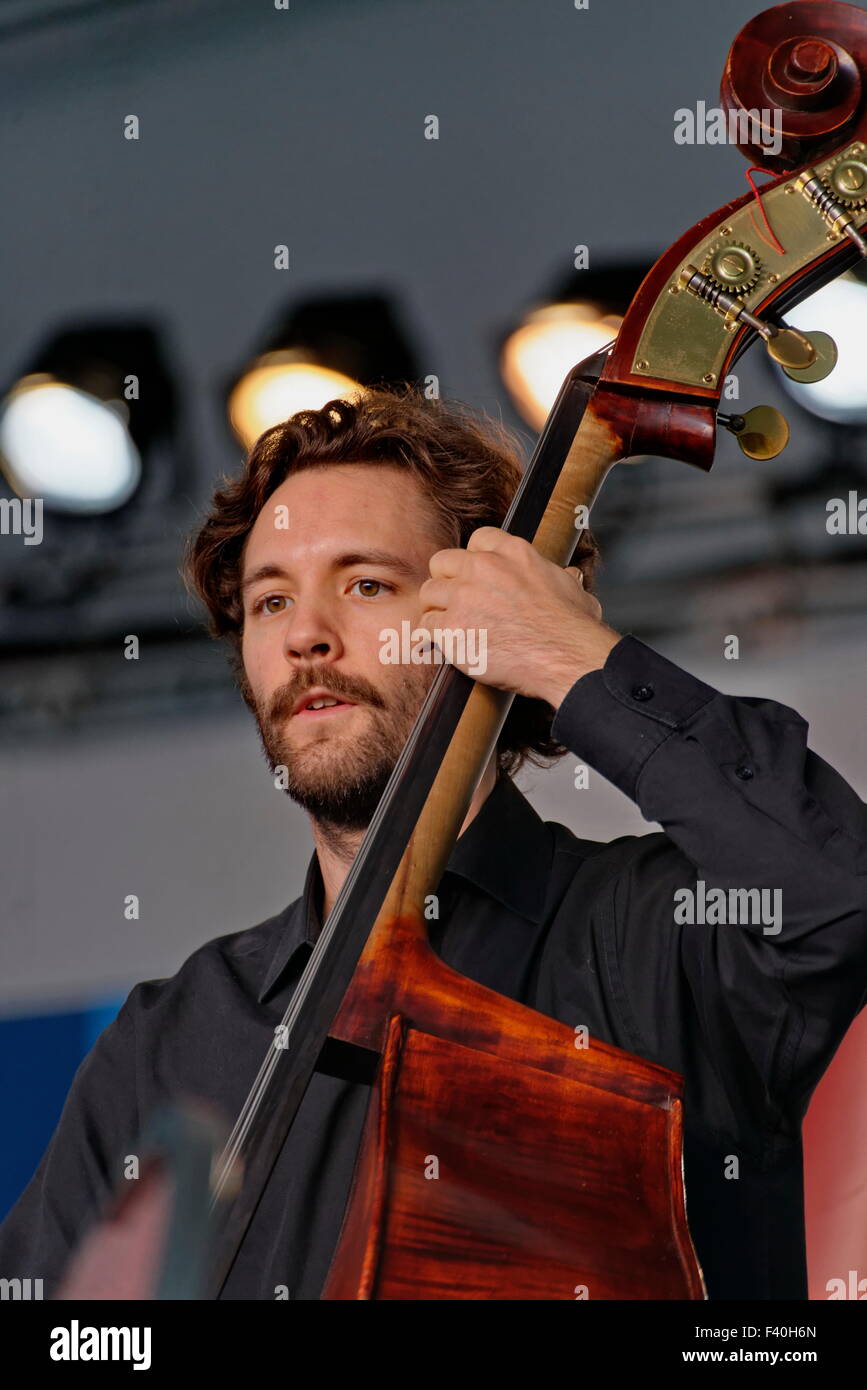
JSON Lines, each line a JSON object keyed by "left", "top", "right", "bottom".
{"left": 257, "top": 774, "right": 553, "bottom": 1003}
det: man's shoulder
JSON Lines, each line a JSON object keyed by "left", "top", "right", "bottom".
{"left": 538, "top": 808, "right": 694, "bottom": 907}
{"left": 90, "top": 898, "right": 306, "bottom": 1111}
{"left": 124, "top": 899, "right": 301, "bottom": 1019}
{"left": 543, "top": 812, "right": 675, "bottom": 875}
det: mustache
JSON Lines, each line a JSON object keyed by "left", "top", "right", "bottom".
{"left": 267, "top": 670, "right": 387, "bottom": 722}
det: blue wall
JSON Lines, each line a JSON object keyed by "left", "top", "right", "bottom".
{"left": 0, "top": 998, "right": 123, "bottom": 1221}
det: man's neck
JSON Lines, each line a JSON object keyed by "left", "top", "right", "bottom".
{"left": 311, "top": 753, "right": 499, "bottom": 919}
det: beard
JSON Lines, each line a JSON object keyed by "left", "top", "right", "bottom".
{"left": 237, "top": 660, "right": 434, "bottom": 832}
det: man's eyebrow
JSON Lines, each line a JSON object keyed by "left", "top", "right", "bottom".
{"left": 332, "top": 550, "right": 421, "bottom": 578}
{"left": 241, "top": 564, "right": 290, "bottom": 595}
{"left": 240, "top": 550, "right": 421, "bottom": 595}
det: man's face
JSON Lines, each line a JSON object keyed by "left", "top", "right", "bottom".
{"left": 239, "top": 462, "right": 453, "bottom": 830}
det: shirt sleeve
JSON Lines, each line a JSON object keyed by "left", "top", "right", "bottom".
{"left": 550, "top": 634, "right": 867, "bottom": 1149}
{"left": 0, "top": 989, "right": 141, "bottom": 1296}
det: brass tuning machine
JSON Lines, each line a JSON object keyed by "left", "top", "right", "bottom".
{"left": 794, "top": 161, "right": 867, "bottom": 261}
{"left": 717, "top": 405, "right": 789, "bottom": 460}
{"left": 678, "top": 264, "right": 838, "bottom": 383}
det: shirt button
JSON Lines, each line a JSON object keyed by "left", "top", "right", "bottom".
{"left": 735, "top": 764, "right": 754, "bottom": 781}
{"left": 631, "top": 683, "right": 655, "bottom": 701}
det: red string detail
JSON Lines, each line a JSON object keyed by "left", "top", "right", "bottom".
{"left": 745, "top": 166, "right": 786, "bottom": 255}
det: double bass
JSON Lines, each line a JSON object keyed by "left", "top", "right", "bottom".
{"left": 57, "top": 0, "right": 867, "bottom": 1300}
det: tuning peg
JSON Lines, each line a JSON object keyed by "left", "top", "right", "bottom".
{"left": 739, "top": 318, "right": 837, "bottom": 382}
{"left": 718, "top": 405, "right": 790, "bottom": 460}
{"left": 732, "top": 311, "right": 838, "bottom": 382}
{"left": 766, "top": 328, "right": 838, "bottom": 383}
{"left": 763, "top": 326, "right": 817, "bottom": 370}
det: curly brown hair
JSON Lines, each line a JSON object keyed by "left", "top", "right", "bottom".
{"left": 182, "top": 385, "right": 599, "bottom": 778}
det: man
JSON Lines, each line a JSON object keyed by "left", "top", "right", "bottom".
{"left": 1, "top": 387, "right": 865, "bottom": 1300}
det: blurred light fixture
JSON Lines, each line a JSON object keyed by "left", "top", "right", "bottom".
{"left": 229, "top": 356, "right": 361, "bottom": 449}
{"left": 0, "top": 376, "right": 140, "bottom": 513}
{"left": 777, "top": 265, "right": 867, "bottom": 425}
{"left": 501, "top": 303, "right": 623, "bottom": 431}
{"left": 0, "top": 321, "right": 194, "bottom": 658}
{"left": 499, "top": 262, "right": 651, "bottom": 429}
{"left": 0, "top": 324, "right": 179, "bottom": 515}
{"left": 228, "top": 293, "right": 422, "bottom": 450}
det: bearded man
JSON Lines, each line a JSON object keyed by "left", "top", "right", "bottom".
{"left": 1, "top": 388, "right": 865, "bottom": 1301}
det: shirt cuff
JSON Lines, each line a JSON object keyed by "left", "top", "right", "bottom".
{"left": 550, "top": 634, "right": 718, "bottom": 800}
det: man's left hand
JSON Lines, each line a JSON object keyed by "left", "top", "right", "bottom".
{"left": 418, "top": 527, "right": 621, "bottom": 709}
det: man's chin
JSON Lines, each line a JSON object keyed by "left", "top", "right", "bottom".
{"left": 263, "top": 739, "right": 395, "bottom": 828}
{"left": 253, "top": 694, "right": 421, "bottom": 829}
{"left": 281, "top": 771, "right": 393, "bottom": 831}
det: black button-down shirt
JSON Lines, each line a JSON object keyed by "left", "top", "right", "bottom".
{"left": 2, "top": 636, "right": 866, "bottom": 1299}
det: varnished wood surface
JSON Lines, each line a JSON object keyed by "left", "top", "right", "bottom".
{"left": 325, "top": 1017, "right": 704, "bottom": 1300}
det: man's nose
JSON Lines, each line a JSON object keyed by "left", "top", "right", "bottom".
{"left": 282, "top": 600, "right": 344, "bottom": 663}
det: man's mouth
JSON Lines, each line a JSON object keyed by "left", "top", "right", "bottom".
{"left": 290, "top": 691, "right": 358, "bottom": 719}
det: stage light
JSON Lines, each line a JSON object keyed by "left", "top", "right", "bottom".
{"left": 499, "top": 262, "right": 651, "bottom": 430}
{"left": 227, "top": 293, "right": 422, "bottom": 449}
{"left": 229, "top": 355, "right": 362, "bottom": 451}
{"left": 501, "top": 303, "right": 623, "bottom": 430}
{"left": 0, "top": 375, "right": 140, "bottom": 514}
{"left": 777, "top": 266, "right": 867, "bottom": 425}
{"left": 0, "top": 324, "right": 179, "bottom": 516}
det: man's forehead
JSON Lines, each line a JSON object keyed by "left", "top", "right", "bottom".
{"left": 241, "top": 464, "right": 447, "bottom": 581}
{"left": 266, "top": 459, "right": 416, "bottom": 498}
{"left": 256, "top": 463, "right": 428, "bottom": 522}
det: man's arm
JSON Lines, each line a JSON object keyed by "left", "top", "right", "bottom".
{"left": 419, "top": 524, "right": 867, "bottom": 1142}
{"left": 549, "top": 635, "right": 867, "bottom": 1143}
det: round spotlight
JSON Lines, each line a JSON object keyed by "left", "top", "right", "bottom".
{"left": 500, "top": 303, "right": 623, "bottom": 430}
{"left": 778, "top": 269, "right": 867, "bottom": 425}
{"left": 228, "top": 352, "right": 363, "bottom": 450}
{"left": 0, "top": 374, "right": 141, "bottom": 514}
{"left": 227, "top": 293, "right": 423, "bottom": 451}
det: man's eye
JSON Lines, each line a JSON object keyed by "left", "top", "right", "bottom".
{"left": 253, "top": 594, "right": 288, "bottom": 615}
{"left": 350, "top": 579, "right": 392, "bottom": 598}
